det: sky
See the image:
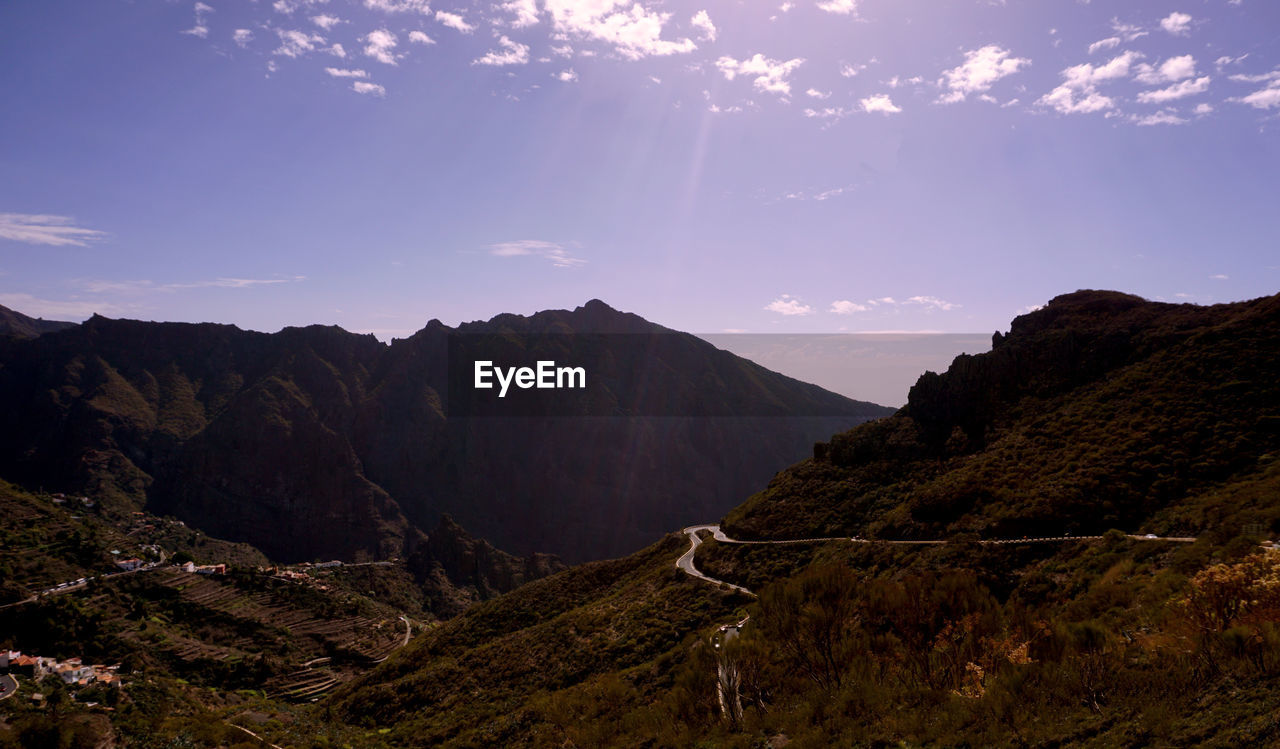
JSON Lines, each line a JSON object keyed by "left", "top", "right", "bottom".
{"left": 1, "top": 0, "right": 1278, "bottom": 341}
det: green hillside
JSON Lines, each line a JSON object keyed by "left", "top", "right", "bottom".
{"left": 320, "top": 290, "right": 1280, "bottom": 748}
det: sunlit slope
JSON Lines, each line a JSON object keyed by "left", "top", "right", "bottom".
{"left": 724, "top": 290, "right": 1280, "bottom": 542}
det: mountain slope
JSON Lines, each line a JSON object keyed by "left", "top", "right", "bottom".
{"left": 0, "top": 303, "right": 76, "bottom": 339}
{"left": 0, "top": 301, "right": 891, "bottom": 563}
{"left": 725, "top": 289, "right": 1280, "bottom": 541}
{"left": 320, "top": 289, "right": 1280, "bottom": 748}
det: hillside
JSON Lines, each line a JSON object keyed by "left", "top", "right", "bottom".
{"left": 315, "top": 290, "right": 1280, "bottom": 748}
{"left": 0, "top": 300, "right": 890, "bottom": 564}
{"left": 0, "top": 304, "right": 76, "bottom": 339}
{"left": 724, "top": 290, "right": 1280, "bottom": 542}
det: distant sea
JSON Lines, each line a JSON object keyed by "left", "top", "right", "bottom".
{"left": 698, "top": 333, "right": 992, "bottom": 409}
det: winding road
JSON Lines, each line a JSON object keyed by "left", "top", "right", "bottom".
{"left": 677, "top": 524, "right": 1198, "bottom": 597}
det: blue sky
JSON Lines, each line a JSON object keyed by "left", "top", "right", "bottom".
{"left": 1, "top": 0, "right": 1278, "bottom": 339}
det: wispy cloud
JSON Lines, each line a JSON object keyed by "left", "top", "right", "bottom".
{"left": 905, "top": 295, "right": 960, "bottom": 311}
{"left": 0, "top": 213, "right": 107, "bottom": 247}
{"left": 274, "top": 28, "right": 326, "bottom": 58}
{"left": 79, "top": 276, "right": 305, "bottom": 294}
{"left": 488, "top": 240, "right": 585, "bottom": 268}
{"left": 0, "top": 293, "right": 132, "bottom": 320}
{"left": 180, "top": 2, "right": 213, "bottom": 39}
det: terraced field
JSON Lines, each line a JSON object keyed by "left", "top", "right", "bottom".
{"left": 127, "top": 570, "right": 407, "bottom": 699}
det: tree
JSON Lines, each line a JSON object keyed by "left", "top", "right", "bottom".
{"left": 756, "top": 564, "right": 861, "bottom": 692}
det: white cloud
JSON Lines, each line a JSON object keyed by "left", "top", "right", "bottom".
{"left": 352, "top": 81, "right": 387, "bottom": 96}
{"left": 1132, "top": 110, "right": 1187, "bottom": 126}
{"left": 555, "top": 68, "right": 578, "bottom": 82}
{"left": 830, "top": 300, "right": 869, "bottom": 314}
{"left": 488, "top": 240, "right": 584, "bottom": 268}
{"left": 363, "top": 0, "right": 431, "bottom": 13}
{"left": 764, "top": 295, "right": 814, "bottom": 316}
{"left": 1160, "top": 11, "right": 1192, "bottom": 36}
{"left": 435, "top": 10, "right": 475, "bottom": 33}
{"left": 408, "top": 30, "right": 435, "bottom": 45}
{"left": 816, "top": 0, "right": 858, "bottom": 16}
{"left": 274, "top": 29, "right": 326, "bottom": 58}
{"left": 0, "top": 213, "right": 106, "bottom": 247}
{"left": 473, "top": 35, "right": 530, "bottom": 66}
{"left": 311, "top": 14, "right": 342, "bottom": 29}
{"left": 716, "top": 53, "right": 805, "bottom": 95}
{"left": 1228, "top": 69, "right": 1280, "bottom": 84}
{"left": 1136, "top": 76, "right": 1210, "bottom": 104}
{"left": 181, "top": 2, "right": 213, "bottom": 39}
{"left": 905, "top": 295, "right": 959, "bottom": 311}
{"left": 543, "top": 0, "right": 697, "bottom": 61}
{"left": 690, "top": 10, "right": 717, "bottom": 42}
{"left": 274, "top": 0, "right": 328, "bottom": 12}
{"left": 1038, "top": 50, "right": 1142, "bottom": 114}
{"left": 327, "top": 43, "right": 346, "bottom": 57}
{"left": 839, "top": 62, "right": 865, "bottom": 78}
{"left": 1134, "top": 55, "right": 1196, "bottom": 85}
{"left": 1235, "top": 85, "right": 1280, "bottom": 109}
{"left": 805, "top": 88, "right": 830, "bottom": 99}
{"left": 885, "top": 75, "right": 922, "bottom": 88}
{"left": 498, "top": 0, "right": 539, "bottom": 28}
{"left": 80, "top": 277, "right": 302, "bottom": 293}
{"left": 1194, "top": 102, "right": 1213, "bottom": 115}
{"left": 860, "top": 93, "right": 901, "bottom": 114}
{"left": 324, "top": 67, "right": 368, "bottom": 78}
{"left": 1109, "top": 18, "right": 1149, "bottom": 42}
{"left": 1210, "top": 274, "right": 1229, "bottom": 280}
{"left": 1215, "top": 54, "right": 1248, "bottom": 71}
{"left": 1088, "top": 37, "right": 1120, "bottom": 54}
{"left": 1229, "top": 67, "right": 1280, "bottom": 109}
{"left": 233, "top": 28, "right": 253, "bottom": 47}
{"left": 937, "top": 45, "right": 1030, "bottom": 104}
{"left": 802, "top": 106, "right": 852, "bottom": 121}
{"left": 363, "top": 29, "right": 399, "bottom": 65}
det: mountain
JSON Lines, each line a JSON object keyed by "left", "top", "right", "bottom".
{"left": 724, "top": 289, "right": 1280, "bottom": 541}
{"left": 0, "top": 300, "right": 891, "bottom": 564}
{"left": 0, "top": 303, "right": 76, "bottom": 338}
{"left": 409, "top": 515, "right": 565, "bottom": 618}
{"left": 319, "top": 290, "right": 1280, "bottom": 748}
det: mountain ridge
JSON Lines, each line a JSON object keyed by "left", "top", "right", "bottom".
{"left": 0, "top": 299, "right": 891, "bottom": 564}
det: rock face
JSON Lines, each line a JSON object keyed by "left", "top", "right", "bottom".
{"left": 0, "top": 301, "right": 892, "bottom": 563}
{"left": 410, "top": 515, "right": 565, "bottom": 618}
